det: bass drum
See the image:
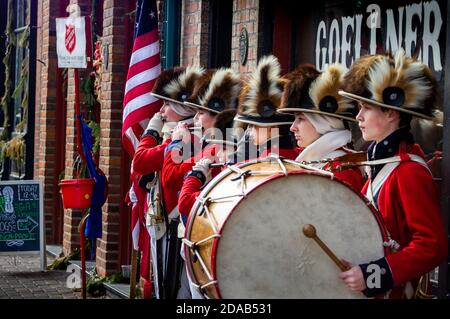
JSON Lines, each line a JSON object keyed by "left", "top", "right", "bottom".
{"left": 184, "top": 158, "right": 390, "bottom": 298}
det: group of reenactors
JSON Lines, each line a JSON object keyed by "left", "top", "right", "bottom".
{"left": 129, "top": 50, "right": 447, "bottom": 299}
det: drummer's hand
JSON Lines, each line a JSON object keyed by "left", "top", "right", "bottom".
{"left": 338, "top": 260, "right": 367, "bottom": 292}
{"left": 189, "top": 158, "right": 213, "bottom": 185}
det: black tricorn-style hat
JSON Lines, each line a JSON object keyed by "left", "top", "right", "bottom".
{"left": 184, "top": 68, "right": 242, "bottom": 114}
{"left": 280, "top": 64, "right": 357, "bottom": 122}
{"left": 151, "top": 65, "right": 205, "bottom": 106}
{"left": 234, "top": 55, "right": 294, "bottom": 127}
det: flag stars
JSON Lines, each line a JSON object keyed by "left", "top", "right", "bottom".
{"left": 150, "top": 11, "right": 155, "bottom": 19}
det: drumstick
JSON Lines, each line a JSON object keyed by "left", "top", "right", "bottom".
{"left": 302, "top": 224, "right": 349, "bottom": 272}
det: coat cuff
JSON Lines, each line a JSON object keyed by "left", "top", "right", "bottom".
{"left": 359, "top": 257, "right": 394, "bottom": 297}
{"left": 187, "top": 170, "right": 206, "bottom": 186}
{"left": 142, "top": 129, "right": 161, "bottom": 143}
{"left": 138, "top": 173, "right": 156, "bottom": 192}
{"left": 164, "top": 139, "right": 185, "bottom": 156}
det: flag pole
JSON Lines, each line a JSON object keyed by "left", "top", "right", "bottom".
{"left": 79, "top": 212, "right": 89, "bottom": 299}
{"left": 129, "top": 248, "right": 138, "bottom": 298}
{"left": 69, "top": 4, "right": 86, "bottom": 300}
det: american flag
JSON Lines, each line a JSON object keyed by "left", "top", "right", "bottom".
{"left": 123, "top": 0, "right": 162, "bottom": 251}
{"left": 122, "top": 0, "right": 162, "bottom": 156}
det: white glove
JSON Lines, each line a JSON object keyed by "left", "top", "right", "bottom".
{"left": 191, "top": 158, "right": 212, "bottom": 184}
{"left": 146, "top": 112, "right": 164, "bottom": 134}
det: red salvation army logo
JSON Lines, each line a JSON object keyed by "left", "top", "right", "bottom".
{"left": 65, "top": 24, "right": 76, "bottom": 54}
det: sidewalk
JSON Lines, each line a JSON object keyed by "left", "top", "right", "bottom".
{"left": 0, "top": 254, "right": 82, "bottom": 299}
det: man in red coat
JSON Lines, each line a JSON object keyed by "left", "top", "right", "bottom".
{"left": 131, "top": 65, "right": 204, "bottom": 299}
{"left": 338, "top": 50, "right": 448, "bottom": 298}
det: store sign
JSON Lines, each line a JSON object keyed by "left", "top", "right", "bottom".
{"left": 56, "top": 17, "right": 88, "bottom": 68}
{"left": 314, "top": 0, "right": 444, "bottom": 73}
{"left": 0, "top": 181, "right": 45, "bottom": 271}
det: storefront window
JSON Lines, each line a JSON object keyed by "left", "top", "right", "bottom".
{"left": 161, "top": 0, "right": 182, "bottom": 68}
{"left": 208, "top": 0, "right": 232, "bottom": 68}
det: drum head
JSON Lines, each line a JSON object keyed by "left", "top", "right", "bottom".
{"left": 214, "top": 173, "right": 385, "bottom": 298}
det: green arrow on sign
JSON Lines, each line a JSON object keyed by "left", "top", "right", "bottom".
{"left": 16, "top": 216, "right": 38, "bottom": 233}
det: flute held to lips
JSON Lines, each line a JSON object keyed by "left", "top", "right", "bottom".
{"left": 170, "top": 126, "right": 202, "bottom": 133}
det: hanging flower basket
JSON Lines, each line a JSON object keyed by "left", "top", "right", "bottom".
{"left": 59, "top": 178, "right": 95, "bottom": 209}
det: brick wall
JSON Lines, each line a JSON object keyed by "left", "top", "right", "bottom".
{"left": 34, "top": 0, "right": 67, "bottom": 245}
{"left": 96, "top": 0, "right": 130, "bottom": 276}
{"left": 231, "top": 0, "right": 260, "bottom": 75}
{"left": 179, "top": 0, "right": 262, "bottom": 73}
{"left": 181, "top": 0, "right": 210, "bottom": 66}
{"left": 35, "top": 0, "right": 129, "bottom": 274}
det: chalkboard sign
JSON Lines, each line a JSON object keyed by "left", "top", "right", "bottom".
{"left": 0, "top": 181, "right": 45, "bottom": 270}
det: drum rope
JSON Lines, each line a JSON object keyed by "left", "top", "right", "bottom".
{"left": 183, "top": 234, "right": 221, "bottom": 249}
{"left": 197, "top": 193, "right": 244, "bottom": 204}
{"left": 191, "top": 280, "right": 218, "bottom": 296}
{"left": 207, "top": 194, "right": 245, "bottom": 203}
{"left": 202, "top": 204, "right": 219, "bottom": 233}
{"left": 184, "top": 236, "right": 221, "bottom": 292}
{"left": 228, "top": 165, "right": 246, "bottom": 176}
{"left": 192, "top": 249, "right": 214, "bottom": 281}
{"left": 276, "top": 157, "right": 289, "bottom": 176}
{"left": 246, "top": 170, "right": 287, "bottom": 176}
{"left": 200, "top": 280, "right": 218, "bottom": 289}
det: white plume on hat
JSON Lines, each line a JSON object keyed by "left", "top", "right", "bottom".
{"left": 367, "top": 50, "right": 433, "bottom": 110}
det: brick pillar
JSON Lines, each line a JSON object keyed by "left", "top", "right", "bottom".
{"left": 95, "top": 0, "right": 129, "bottom": 276}
{"left": 231, "top": 0, "right": 259, "bottom": 75}
{"left": 63, "top": 0, "right": 92, "bottom": 255}
{"left": 35, "top": 0, "right": 68, "bottom": 245}
{"left": 181, "top": 0, "right": 210, "bottom": 66}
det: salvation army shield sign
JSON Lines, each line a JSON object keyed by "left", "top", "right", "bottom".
{"left": 56, "top": 17, "right": 89, "bottom": 68}
{"left": 65, "top": 24, "right": 76, "bottom": 54}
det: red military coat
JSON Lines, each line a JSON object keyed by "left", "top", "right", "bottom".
{"left": 161, "top": 140, "right": 219, "bottom": 218}
{"left": 133, "top": 134, "right": 171, "bottom": 175}
{"left": 361, "top": 143, "right": 447, "bottom": 298}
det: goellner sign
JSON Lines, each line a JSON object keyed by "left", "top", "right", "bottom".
{"left": 314, "top": 0, "right": 444, "bottom": 74}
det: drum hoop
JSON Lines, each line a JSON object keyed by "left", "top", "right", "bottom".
{"left": 185, "top": 159, "right": 391, "bottom": 298}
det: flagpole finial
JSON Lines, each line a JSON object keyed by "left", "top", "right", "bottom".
{"left": 66, "top": 4, "right": 81, "bottom": 18}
